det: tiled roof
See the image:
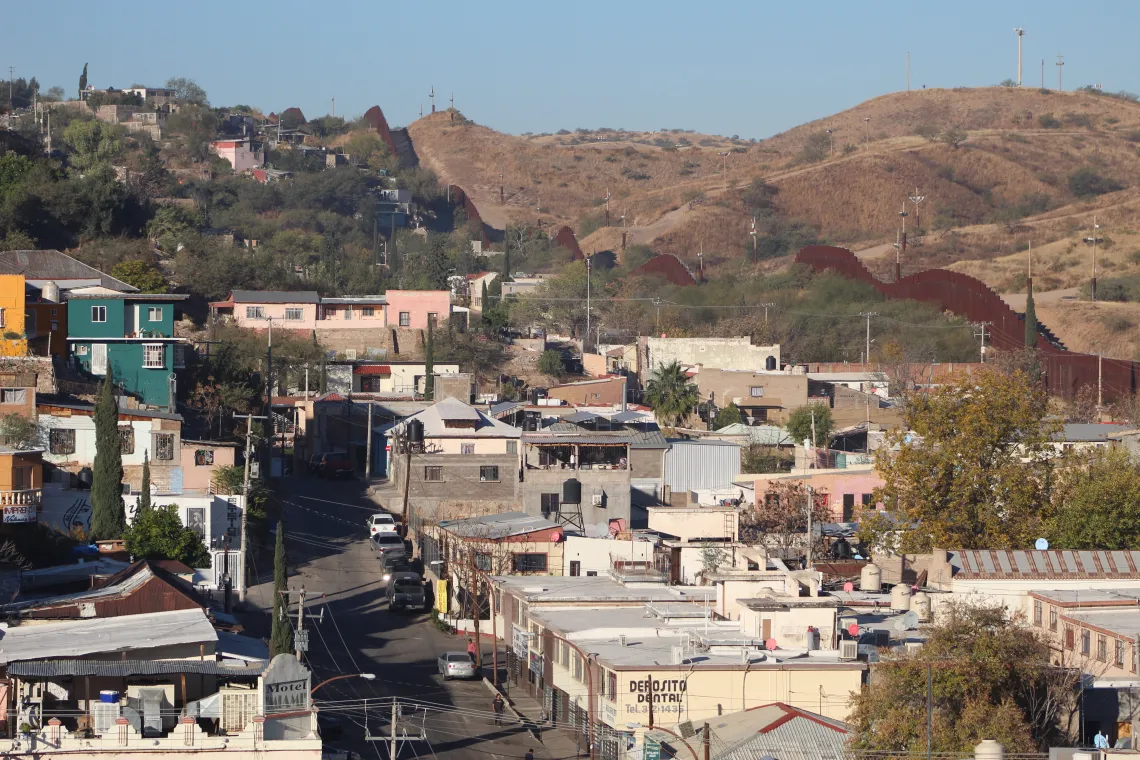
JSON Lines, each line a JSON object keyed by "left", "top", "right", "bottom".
{"left": 353, "top": 365, "right": 392, "bottom": 375}
{"left": 953, "top": 550, "right": 1140, "bottom": 580}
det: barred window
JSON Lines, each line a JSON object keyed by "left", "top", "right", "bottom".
{"left": 143, "top": 343, "right": 164, "bottom": 369}
{"left": 424, "top": 466, "right": 443, "bottom": 482}
{"left": 119, "top": 426, "right": 135, "bottom": 455}
{"left": 49, "top": 429, "right": 76, "bottom": 455}
{"left": 154, "top": 433, "right": 175, "bottom": 461}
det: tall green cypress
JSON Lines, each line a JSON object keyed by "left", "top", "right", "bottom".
{"left": 1025, "top": 278, "right": 1038, "bottom": 348}
{"left": 138, "top": 452, "right": 152, "bottom": 513}
{"left": 90, "top": 374, "right": 125, "bottom": 540}
{"left": 481, "top": 279, "right": 489, "bottom": 310}
{"left": 424, "top": 321, "right": 435, "bottom": 401}
{"left": 270, "top": 521, "right": 293, "bottom": 657}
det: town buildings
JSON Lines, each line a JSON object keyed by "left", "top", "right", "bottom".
{"left": 211, "top": 289, "right": 452, "bottom": 336}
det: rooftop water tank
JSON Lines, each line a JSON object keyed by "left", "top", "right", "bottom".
{"left": 975, "top": 740, "right": 1004, "bottom": 760}
{"left": 912, "top": 591, "right": 932, "bottom": 622}
{"left": 41, "top": 280, "right": 59, "bottom": 304}
{"left": 406, "top": 418, "right": 424, "bottom": 444}
{"left": 890, "top": 583, "right": 913, "bottom": 612}
{"left": 859, "top": 563, "right": 881, "bottom": 593}
{"left": 562, "top": 478, "right": 581, "bottom": 504}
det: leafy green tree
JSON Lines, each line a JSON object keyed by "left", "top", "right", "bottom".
{"left": 848, "top": 601, "right": 1076, "bottom": 752}
{"left": 712, "top": 402, "right": 743, "bottom": 429}
{"left": 1050, "top": 447, "right": 1140, "bottom": 549}
{"left": 78, "top": 63, "right": 87, "bottom": 98}
{"left": 270, "top": 522, "right": 293, "bottom": 657}
{"left": 1068, "top": 167, "right": 1124, "bottom": 198}
{"left": 165, "top": 77, "right": 209, "bottom": 106}
{"left": 0, "top": 153, "right": 33, "bottom": 203}
{"left": 785, "top": 403, "right": 832, "bottom": 447}
{"left": 538, "top": 349, "right": 565, "bottom": 380}
{"left": 138, "top": 452, "right": 152, "bottom": 513}
{"left": 424, "top": 321, "right": 435, "bottom": 401}
{"left": 1024, "top": 278, "right": 1037, "bottom": 348}
{"left": 110, "top": 259, "right": 167, "bottom": 293}
{"left": 89, "top": 375, "right": 125, "bottom": 541}
{"left": 63, "top": 120, "right": 123, "bottom": 172}
{"left": 0, "top": 413, "right": 41, "bottom": 450}
{"left": 435, "top": 330, "right": 506, "bottom": 389}
{"left": 123, "top": 504, "right": 210, "bottom": 567}
{"left": 863, "top": 367, "right": 1057, "bottom": 553}
{"left": 644, "top": 361, "right": 699, "bottom": 428}
{"left": 481, "top": 280, "right": 489, "bottom": 310}
{"left": 0, "top": 231, "right": 37, "bottom": 253}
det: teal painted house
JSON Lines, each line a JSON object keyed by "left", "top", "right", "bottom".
{"left": 67, "top": 292, "right": 189, "bottom": 410}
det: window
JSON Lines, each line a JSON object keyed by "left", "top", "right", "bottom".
{"left": 861, "top": 493, "right": 872, "bottom": 506}
{"left": 1064, "top": 626, "right": 1074, "bottom": 649}
{"left": 540, "top": 493, "right": 560, "bottom": 518}
{"left": 362, "top": 307, "right": 375, "bottom": 317}
{"left": 749, "top": 386, "right": 765, "bottom": 397}
{"left": 1049, "top": 608, "right": 1058, "bottom": 631}
{"left": 606, "top": 671, "right": 617, "bottom": 701}
{"left": 1033, "top": 600, "right": 1043, "bottom": 626}
{"left": 50, "top": 321, "right": 59, "bottom": 332}
{"left": 154, "top": 433, "right": 175, "bottom": 461}
{"left": 399, "top": 312, "right": 410, "bottom": 327}
{"left": 569, "top": 561, "right": 581, "bottom": 577}
{"left": 480, "top": 465, "right": 500, "bottom": 482}
{"left": 1098, "top": 635, "right": 1108, "bottom": 662}
{"left": 119, "top": 426, "right": 135, "bottom": 455}
{"left": 0, "top": 388, "right": 26, "bottom": 405}
{"left": 572, "top": 653, "right": 583, "bottom": 682}
{"left": 284, "top": 308, "right": 303, "bottom": 321}
{"left": 506, "top": 440, "right": 517, "bottom": 454}
{"left": 461, "top": 443, "right": 475, "bottom": 455}
{"left": 1081, "top": 629, "right": 1090, "bottom": 656}
{"left": 147, "top": 307, "right": 163, "bottom": 321}
{"left": 428, "top": 313, "right": 438, "bottom": 328}
{"left": 143, "top": 343, "right": 164, "bottom": 368}
{"left": 49, "top": 429, "right": 75, "bottom": 455}
{"left": 195, "top": 449, "right": 215, "bottom": 466}
{"left": 91, "top": 305, "right": 107, "bottom": 323}
{"left": 513, "top": 553, "right": 547, "bottom": 573}
{"left": 245, "top": 306, "right": 266, "bottom": 319}
{"left": 344, "top": 308, "right": 353, "bottom": 320}
{"left": 424, "top": 466, "right": 443, "bottom": 482}
{"left": 474, "top": 552, "right": 492, "bottom": 572}
{"left": 13, "top": 466, "right": 30, "bottom": 490}
{"left": 842, "top": 493, "right": 855, "bottom": 522}
{"left": 1117, "top": 639, "right": 1126, "bottom": 668}
{"left": 0, "top": 308, "right": 5, "bottom": 328}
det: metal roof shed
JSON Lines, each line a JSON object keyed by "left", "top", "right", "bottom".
{"left": 664, "top": 439, "right": 742, "bottom": 493}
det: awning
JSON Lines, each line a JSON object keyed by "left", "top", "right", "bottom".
{"left": 8, "top": 659, "right": 262, "bottom": 679}
{"left": 353, "top": 365, "right": 392, "bottom": 375}
{"left": 563, "top": 410, "right": 600, "bottom": 424}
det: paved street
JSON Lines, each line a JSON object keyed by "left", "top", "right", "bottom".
{"left": 246, "top": 475, "right": 559, "bottom": 760}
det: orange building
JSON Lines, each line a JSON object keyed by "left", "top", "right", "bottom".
{"left": 0, "top": 275, "right": 27, "bottom": 357}
{"left": 0, "top": 445, "right": 42, "bottom": 524}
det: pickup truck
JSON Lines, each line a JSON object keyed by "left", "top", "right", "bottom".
{"left": 387, "top": 571, "right": 427, "bottom": 611}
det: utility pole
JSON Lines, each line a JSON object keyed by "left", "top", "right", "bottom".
{"left": 1042, "top": 59, "right": 1045, "bottom": 89}
{"left": 805, "top": 486, "right": 814, "bottom": 567}
{"left": 585, "top": 254, "right": 592, "bottom": 349}
{"left": 1085, "top": 217, "right": 1102, "bottom": 301}
{"left": 926, "top": 663, "right": 933, "bottom": 760}
{"left": 750, "top": 217, "right": 758, "bottom": 264}
{"left": 1056, "top": 54, "right": 1064, "bottom": 91}
{"left": 294, "top": 586, "right": 306, "bottom": 659}
{"left": 859, "top": 312, "right": 878, "bottom": 366}
{"left": 400, "top": 430, "right": 413, "bottom": 528}
{"left": 760, "top": 302, "right": 775, "bottom": 324}
{"left": 703, "top": 723, "right": 710, "bottom": 760}
{"left": 390, "top": 699, "right": 398, "bottom": 760}
{"left": 1014, "top": 28, "right": 1025, "bottom": 86}
{"left": 906, "top": 51, "right": 910, "bottom": 93}
{"left": 331, "top": 97, "right": 335, "bottom": 117}
{"left": 653, "top": 299, "right": 662, "bottom": 334}
{"left": 235, "top": 413, "right": 267, "bottom": 602}
{"left": 469, "top": 548, "right": 483, "bottom": 671}
{"left": 365, "top": 402, "right": 373, "bottom": 479}
{"left": 908, "top": 188, "right": 926, "bottom": 233}
{"left": 647, "top": 671, "right": 655, "bottom": 728}
{"left": 973, "top": 322, "right": 993, "bottom": 363}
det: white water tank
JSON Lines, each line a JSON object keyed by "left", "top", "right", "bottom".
{"left": 912, "top": 591, "right": 932, "bottom": 622}
{"left": 860, "top": 563, "right": 882, "bottom": 592}
{"left": 975, "top": 740, "right": 1004, "bottom": 760}
{"left": 41, "top": 280, "right": 59, "bottom": 303}
{"left": 890, "top": 583, "right": 913, "bottom": 612}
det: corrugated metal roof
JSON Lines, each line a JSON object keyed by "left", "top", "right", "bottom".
{"left": 664, "top": 439, "right": 743, "bottom": 493}
{"left": 711, "top": 704, "right": 849, "bottom": 760}
{"left": 230, "top": 290, "right": 320, "bottom": 304}
{"left": 0, "top": 250, "right": 138, "bottom": 292}
{"left": 953, "top": 550, "right": 1140, "bottom": 580}
{"left": 393, "top": 398, "right": 521, "bottom": 438}
{"left": 1058, "top": 423, "right": 1133, "bottom": 442}
{"left": 438, "top": 511, "right": 561, "bottom": 539}
{"left": 8, "top": 659, "right": 261, "bottom": 678}
{"left": 539, "top": 420, "right": 668, "bottom": 448}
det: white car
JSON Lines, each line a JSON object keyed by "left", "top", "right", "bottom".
{"left": 368, "top": 513, "right": 399, "bottom": 536}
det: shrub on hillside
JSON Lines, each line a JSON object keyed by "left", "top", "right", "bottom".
{"left": 939, "top": 127, "right": 967, "bottom": 150}
{"left": 914, "top": 124, "right": 939, "bottom": 140}
{"left": 797, "top": 132, "right": 831, "bottom": 164}
{"left": 1037, "top": 114, "right": 1062, "bottom": 129}
{"left": 1068, "top": 167, "right": 1124, "bottom": 198}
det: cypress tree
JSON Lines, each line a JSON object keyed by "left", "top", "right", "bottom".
{"left": 424, "top": 321, "right": 435, "bottom": 401}
{"left": 90, "top": 374, "right": 125, "bottom": 540}
{"left": 481, "top": 279, "right": 489, "bottom": 310}
{"left": 1025, "top": 278, "right": 1038, "bottom": 348}
{"left": 269, "top": 521, "right": 293, "bottom": 657}
{"left": 138, "top": 452, "right": 152, "bottom": 513}
{"left": 78, "top": 63, "right": 88, "bottom": 98}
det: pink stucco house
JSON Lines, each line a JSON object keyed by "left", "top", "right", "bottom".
{"left": 209, "top": 290, "right": 451, "bottom": 331}
{"left": 745, "top": 466, "right": 884, "bottom": 522}
{"left": 210, "top": 139, "right": 264, "bottom": 173}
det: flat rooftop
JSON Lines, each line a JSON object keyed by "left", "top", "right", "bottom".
{"left": 581, "top": 634, "right": 865, "bottom": 670}
{"left": 530, "top": 606, "right": 726, "bottom": 638}
{"left": 1030, "top": 588, "right": 1140, "bottom": 607}
{"left": 492, "top": 575, "right": 715, "bottom": 604}
{"left": 1061, "top": 608, "right": 1140, "bottom": 634}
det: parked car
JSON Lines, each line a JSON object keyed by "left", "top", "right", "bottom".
{"left": 379, "top": 552, "right": 411, "bottom": 582}
{"left": 438, "top": 652, "right": 477, "bottom": 681}
{"left": 368, "top": 513, "right": 399, "bottom": 536}
{"left": 387, "top": 571, "right": 426, "bottom": 611}
{"left": 369, "top": 533, "right": 407, "bottom": 559}
{"left": 322, "top": 455, "right": 355, "bottom": 479}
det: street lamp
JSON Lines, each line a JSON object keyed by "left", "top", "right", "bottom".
{"left": 311, "top": 673, "right": 376, "bottom": 695}
{"left": 1084, "top": 217, "right": 1104, "bottom": 301}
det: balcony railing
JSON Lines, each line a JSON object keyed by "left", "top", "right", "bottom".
{"left": 0, "top": 488, "right": 41, "bottom": 506}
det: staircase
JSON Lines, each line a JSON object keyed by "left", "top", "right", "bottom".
{"left": 390, "top": 128, "right": 419, "bottom": 170}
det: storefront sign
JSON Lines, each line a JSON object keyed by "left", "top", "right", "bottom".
{"left": 513, "top": 627, "right": 530, "bottom": 658}
{"left": 3, "top": 505, "right": 35, "bottom": 524}
{"left": 529, "top": 651, "right": 543, "bottom": 677}
{"left": 435, "top": 579, "right": 449, "bottom": 614}
{"left": 262, "top": 653, "right": 311, "bottom": 715}
{"left": 644, "top": 740, "right": 661, "bottom": 760}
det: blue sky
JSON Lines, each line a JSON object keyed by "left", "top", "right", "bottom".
{"left": 4, "top": 0, "right": 1138, "bottom": 138}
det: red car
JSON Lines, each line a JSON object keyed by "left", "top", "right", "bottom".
{"left": 321, "top": 455, "right": 355, "bottom": 479}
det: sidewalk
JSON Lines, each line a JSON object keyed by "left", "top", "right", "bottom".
{"left": 485, "top": 679, "right": 586, "bottom": 760}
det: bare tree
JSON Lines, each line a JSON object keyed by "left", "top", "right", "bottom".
{"left": 739, "top": 479, "right": 831, "bottom": 560}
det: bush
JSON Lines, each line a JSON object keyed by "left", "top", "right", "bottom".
{"left": 1105, "top": 314, "right": 1135, "bottom": 333}
{"left": 1068, "top": 167, "right": 1124, "bottom": 198}
{"left": 914, "top": 124, "right": 940, "bottom": 140}
{"left": 939, "top": 127, "right": 967, "bottom": 150}
{"left": 797, "top": 132, "right": 831, "bottom": 163}
{"left": 538, "top": 349, "right": 566, "bottom": 379}
{"left": 1037, "top": 114, "right": 1062, "bottom": 129}
{"left": 1063, "top": 112, "right": 1093, "bottom": 128}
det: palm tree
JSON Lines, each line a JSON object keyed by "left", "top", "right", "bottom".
{"left": 644, "top": 361, "right": 699, "bottom": 428}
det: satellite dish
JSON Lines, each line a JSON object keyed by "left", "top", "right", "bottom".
{"left": 847, "top": 623, "right": 860, "bottom": 637}
{"left": 765, "top": 638, "right": 777, "bottom": 651}
{"left": 843, "top": 582, "right": 854, "bottom": 592}
{"left": 902, "top": 611, "right": 921, "bottom": 629}
{"left": 1035, "top": 538, "right": 1050, "bottom": 551}
{"left": 894, "top": 617, "right": 909, "bottom": 633}
{"left": 550, "top": 531, "right": 562, "bottom": 543}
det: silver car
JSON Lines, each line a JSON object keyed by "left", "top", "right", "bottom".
{"left": 438, "top": 652, "right": 477, "bottom": 681}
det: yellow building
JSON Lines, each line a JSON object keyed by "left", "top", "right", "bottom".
{"left": 0, "top": 274, "right": 27, "bottom": 357}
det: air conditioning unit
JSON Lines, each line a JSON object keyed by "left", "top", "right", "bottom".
{"left": 905, "top": 641, "right": 924, "bottom": 655}
{"left": 873, "top": 629, "right": 891, "bottom": 647}
{"left": 678, "top": 721, "right": 696, "bottom": 739}
{"left": 670, "top": 646, "right": 685, "bottom": 665}
{"left": 591, "top": 493, "right": 604, "bottom": 507}
{"left": 839, "top": 640, "right": 859, "bottom": 661}
{"left": 344, "top": 349, "right": 358, "bottom": 360}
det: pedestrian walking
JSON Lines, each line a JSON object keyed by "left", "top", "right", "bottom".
{"left": 493, "top": 694, "right": 504, "bottom": 727}
{"left": 467, "top": 637, "right": 478, "bottom": 664}
{"left": 525, "top": 749, "right": 535, "bottom": 760}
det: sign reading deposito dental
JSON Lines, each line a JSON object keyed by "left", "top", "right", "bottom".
{"left": 625, "top": 678, "right": 687, "bottom": 714}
